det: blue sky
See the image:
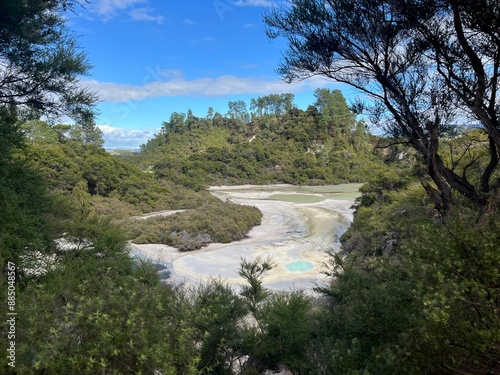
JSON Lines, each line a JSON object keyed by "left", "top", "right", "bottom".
{"left": 71, "top": 0, "right": 350, "bottom": 149}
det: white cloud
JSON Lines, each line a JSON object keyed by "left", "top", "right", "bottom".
{"left": 232, "top": 0, "right": 276, "bottom": 7}
{"left": 83, "top": 73, "right": 333, "bottom": 103}
{"left": 98, "top": 125, "right": 159, "bottom": 149}
{"left": 90, "top": 0, "right": 143, "bottom": 19}
{"left": 89, "top": 0, "right": 163, "bottom": 22}
{"left": 129, "top": 8, "right": 164, "bottom": 23}
{"left": 183, "top": 19, "right": 196, "bottom": 25}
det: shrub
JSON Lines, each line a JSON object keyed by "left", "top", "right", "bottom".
{"left": 125, "top": 199, "right": 262, "bottom": 250}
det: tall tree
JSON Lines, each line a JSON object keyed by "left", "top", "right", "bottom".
{"left": 250, "top": 93, "right": 295, "bottom": 117}
{"left": 264, "top": 0, "right": 500, "bottom": 210}
{"left": 206, "top": 106, "right": 214, "bottom": 126}
{"left": 227, "top": 100, "right": 250, "bottom": 123}
{"left": 69, "top": 120, "right": 104, "bottom": 147}
{"left": 314, "top": 88, "right": 356, "bottom": 134}
{"left": 0, "top": 0, "right": 98, "bottom": 271}
{"left": 0, "top": 0, "right": 97, "bottom": 122}
{"left": 396, "top": 0, "right": 500, "bottom": 194}
{"left": 162, "top": 111, "right": 187, "bottom": 136}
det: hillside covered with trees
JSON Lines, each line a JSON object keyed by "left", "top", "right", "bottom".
{"left": 137, "top": 89, "right": 385, "bottom": 189}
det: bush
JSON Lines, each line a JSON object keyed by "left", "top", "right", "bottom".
{"left": 125, "top": 199, "right": 262, "bottom": 250}
{"left": 316, "top": 184, "right": 500, "bottom": 375}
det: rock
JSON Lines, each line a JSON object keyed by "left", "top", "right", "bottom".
{"left": 170, "top": 231, "right": 213, "bottom": 251}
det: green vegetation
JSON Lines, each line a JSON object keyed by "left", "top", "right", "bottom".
{"left": 124, "top": 200, "right": 262, "bottom": 251}
{"left": 314, "top": 179, "right": 500, "bottom": 374}
{"left": 138, "top": 90, "right": 384, "bottom": 189}
{"left": 265, "top": 0, "right": 500, "bottom": 211}
{"left": 18, "top": 119, "right": 265, "bottom": 251}
{"left": 21, "top": 119, "right": 211, "bottom": 216}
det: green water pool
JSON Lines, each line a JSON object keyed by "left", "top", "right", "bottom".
{"left": 265, "top": 184, "right": 363, "bottom": 203}
{"left": 285, "top": 261, "right": 314, "bottom": 271}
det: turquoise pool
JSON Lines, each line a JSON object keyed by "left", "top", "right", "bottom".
{"left": 285, "top": 261, "right": 314, "bottom": 272}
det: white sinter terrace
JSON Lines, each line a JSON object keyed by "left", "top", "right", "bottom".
{"left": 130, "top": 184, "right": 361, "bottom": 292}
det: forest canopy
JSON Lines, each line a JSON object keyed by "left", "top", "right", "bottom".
{"left": 138, "top": 89, "right": 384, "bottom": 189}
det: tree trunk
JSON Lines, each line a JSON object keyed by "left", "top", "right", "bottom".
{"left": 425, "top": 120, "right": 453, "bottom": 211}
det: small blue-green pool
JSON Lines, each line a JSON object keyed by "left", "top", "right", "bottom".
{"left": 285, "top": 261, "right": 314, "bottom": 272}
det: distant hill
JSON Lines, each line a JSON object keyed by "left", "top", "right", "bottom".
{"left": 137, "top": 90, "right": 388, "bottom": 190}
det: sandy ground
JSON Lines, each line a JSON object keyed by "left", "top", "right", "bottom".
{"left": 131, "top": 209, "right": 186, "bottom": 220}
{"left": 130, "top": 184, "right": 359, "bottom": 291}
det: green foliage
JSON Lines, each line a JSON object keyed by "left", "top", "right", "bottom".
{"left": 0, "top": 158, "right": 56, "bottom": 269}
{"left": 248, "top": 291, "right": 313, "bottom": 373}
{"left": 237, "top": 259, "right": 316, "bottom": 373}
{"left": 0, "top": 0, "right": 97, "bottom": 121}
{"left": 356, "top": 168, "right": 415, "bottom": 207}
{"left": 0, "top": 111, "right": 58, "bottom": 270}
{"left": 21, "top": 120, "right": 59, "bottom": 145}
{"left": 191, "top": 280, "right": 247, "bottom": 374}
{"left": 29, "top": 143, "right": 84, "bottom": 191}
{"left": 143, "top": 93, "right": 383, "bottom": 188}
{"left": 90, "top": 196, "right": 143, "bottom": 220}
{"left": 238, "top": 257, "right": 274, "bottom": 314}
{"left": 315, "top": 174, "right": 500, "bottom": 374}
{"left": 314, "top": 88, "right": 356, "bottom": 135}
{"left": 2, "top": 256, "right": 201, "bottom": 374}
{"left": 250, "top": 93, "right": 295, "bottom": 117}
{"left": 401, "top": 208, "right": 500, "bottom": 374}
{"left": 125, "top": 199, "right": 262, "bottom": 250}
{"left": 315, "top": 258, "right": 422, "bottom": 374}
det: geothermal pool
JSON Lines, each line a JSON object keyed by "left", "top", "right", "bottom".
{"left": 130, "top": 184, "right": 361, "bottom": 291}
{"left": 285, "top": 261, "right": 315, "bottom": 272}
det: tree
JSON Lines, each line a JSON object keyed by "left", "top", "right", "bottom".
{"left": 314, "top": 88, "right": 356, "bottom": 135}
{"left": 68, "top": 121, "right": 104, "bottom": 147}
{"left": 0, "top": 0, "right": 97, "bottom": 122}
{"left": 396, "top": 0, "right": 500, "bottom": 195}
{"left": 251, "top": 291, "right": 313, "bottom": 372}
{"left": 165, "top": 112, "right": 187, "bottom": 134}
{"left": 207, "top": 106, "right": 215, "bottom": 126}
{"left": 264, "top": 0, "right": 500, "bottom": 210}
{"left": 250, "top": 93, "right": 295, "bottom": 117}
{"left": 53, "top": 124, "right": 72, "bottom": 142}
{"left": 186, "top": 108, "right": 202, "bottom": 131}
{"left": 191, "top": 280, "right": 247, "bottom": 374}
{"left": 227, "top": 100, "right": 250, "bottom": 123}
{"left": 238, "top": 257, "right": 274, "bottom": 315}
{"left": 21, "top": 120, "right": 59, "bottom": 145}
